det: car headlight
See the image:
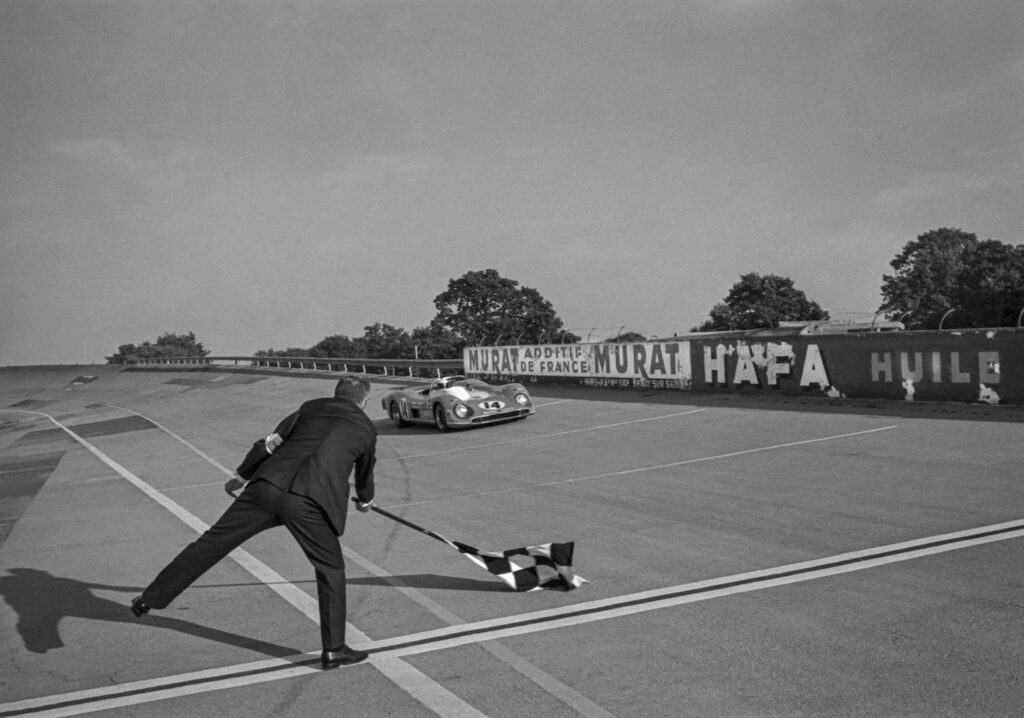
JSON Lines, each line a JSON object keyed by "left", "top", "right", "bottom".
{"left": 453, "top": 403, "right": 470, "bottom": 419}
{"left": 514, "top": 393, "right": 530, "bottom": 406}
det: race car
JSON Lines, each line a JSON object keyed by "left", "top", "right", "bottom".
{"left": 381, "top": 375, "right": 535, "bottom": 431}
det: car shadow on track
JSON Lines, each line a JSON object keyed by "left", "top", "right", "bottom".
{"left": 0, "top": 567, "right": 303, "bottom": 657}
{"left": 372, "top": 419, "right": 439, "bottom": 437}
{"left": 373, "top": 418, "right": 518, "bottom": 437}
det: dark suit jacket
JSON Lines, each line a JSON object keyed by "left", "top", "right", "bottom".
{"left": 254, "top": 397, "right": 376, "bottom": 536}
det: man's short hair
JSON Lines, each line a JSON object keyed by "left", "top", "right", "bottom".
{"left": 334, "top": 375, "right": 371, "bottom": 403}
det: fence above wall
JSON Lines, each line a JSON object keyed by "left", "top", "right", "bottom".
{"left": 123, "top": 355, "right": 465, "bottom": 379}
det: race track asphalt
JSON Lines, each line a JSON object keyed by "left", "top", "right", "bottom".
{"left": 1, "top": 365, "right": 1022, "bottom": 717}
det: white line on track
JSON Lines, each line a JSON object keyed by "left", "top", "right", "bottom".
{"left": 373, "top": 517, "right": 1024, "bottom": 654}
{"left": 340, "top": 537, "right": 618, "bottom": 718}
{"left": 3, "top": 408, "right": 609, "bottom": 718}
{"left": 379, "top": 408, "right": 707, "bottom": 463}
{"left": 0, "top": 409, "right": 896, "bottom": 717}
{"left": 6, "top": 515, "right": 1022, "bottom": 717}
{"left": 160, "top": 407, "right": 708, "bottom": 491}
{"left": 0, "top": 409, "right": 487, "bottom": 718}
{"left": 92, "top": 401, "right": 237, "bottom": 476}
{"left": 385, "top": 424, "right": 899, "bottom": 509}
{"left": 51, "top": 401, "right": 614, "bottom": 716}
{"left": 540, "top": 424, "right": 900, "bottom": 485}
{"left": 55, "top": 404, "right": 620, "bottom": 716}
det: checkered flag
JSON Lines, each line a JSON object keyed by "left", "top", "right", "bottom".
{"left": 363, "top": 502, "right": 587, "bottom": 592}
{"left": 453, "top": 540, "right": 588, "bottom": 592}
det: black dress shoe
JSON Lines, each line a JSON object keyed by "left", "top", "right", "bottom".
{"left": 321, "top": 645, "right": 368, "bottom": 669}
{"left": 130, "top": 596, "right": 151, "bottom": 617}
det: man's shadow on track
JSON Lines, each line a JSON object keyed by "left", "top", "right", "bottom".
{"left": 0, "top": 568, "right": 302, "bottom": 657}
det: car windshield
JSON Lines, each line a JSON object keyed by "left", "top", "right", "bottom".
{"left": 430, "top": 376, "right": 469, "bottom": 391}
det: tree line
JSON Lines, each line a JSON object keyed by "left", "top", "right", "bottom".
{"left": 107, "top": 227, "right": 1024, "bottom": 363}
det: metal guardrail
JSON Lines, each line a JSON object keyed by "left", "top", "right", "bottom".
{"left": 124, "top": 355, "right": 465, "bottom": 379}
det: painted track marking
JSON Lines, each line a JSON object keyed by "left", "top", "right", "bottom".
{"left": 0, "top": 410, "right": 487, "bottom": 718}
{"left": 4, "top": 515, "right": 1021, "bottom": 717}
{"left": 378, "top": 408, "right": 707, "bottom": 463}
{"left": 386, "top": 424, "right": 898, "bottom": 509}
{"left": 161, "top": 407, "right": 707, "bottom": 491}
{"left": 339, "top": 538, "right": 618, "bottom": 718}
{"left": 544, "top": 424, "right": 900, "bottom": 484}
{"left": 92, "top": 401, "right": 238, "bottom": 476}
{"left": 1, "top": 408, "right": 607, "bottom": 718}
{"left": 90, "top": 403, "right": 617, "bottom": 717}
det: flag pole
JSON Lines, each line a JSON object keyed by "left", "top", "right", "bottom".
{"left": 354, "top": 499, "right": 470, "bottom": 550}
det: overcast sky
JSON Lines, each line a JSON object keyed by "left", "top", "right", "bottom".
{"left": 2, "top": 1, "right": 1022, "bottom": 365}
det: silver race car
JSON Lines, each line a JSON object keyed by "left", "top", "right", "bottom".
{"left": 381, "top": 375, "right": 535, "bottom": 430}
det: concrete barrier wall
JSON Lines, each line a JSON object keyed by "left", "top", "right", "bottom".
{"left": 463, "top": 328, "right": 1022, "bottom": 405}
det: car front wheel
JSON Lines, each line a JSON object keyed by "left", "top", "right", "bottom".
{"left": 433, "top": 404, "right": 450, "bottom": 431}
{"left": 389, "top": 401, "right": 409, "bottom": 428}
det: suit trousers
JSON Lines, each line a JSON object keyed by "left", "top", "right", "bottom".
{"left": 140, "top": 479, "right": 348, "bottom": 650}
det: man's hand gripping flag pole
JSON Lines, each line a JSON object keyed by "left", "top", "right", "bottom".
{"left": 356, "top": 500, "right": 587, "bottom": 592}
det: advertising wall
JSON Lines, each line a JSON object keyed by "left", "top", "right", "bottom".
{"left": 463, "top": 328, "right": 1023, "bottom": 404}
{"left": 464, "top": 341, "right": 692, "bottom": 390}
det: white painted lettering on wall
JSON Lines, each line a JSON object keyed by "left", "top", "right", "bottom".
{"left": 799, "top": 344, "right": 830, "bottom": 388}
{"left": 703, "top": 342, "right": 795, "bottom": 386}
{"left": 464, "top": 342, "right": 692, "bottom": 385}
{"left": 590, "top": 342, "right": 691, "bottom": 381}
{"left": 871, "top": 351, "right": 1000, "bottom": 384}
{"left": 702, "top": 341, "right": 837, "bottom": 393}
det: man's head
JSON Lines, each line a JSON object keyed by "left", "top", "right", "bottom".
{"left": 334, "top": 375, "right": 372, "bottom": 407}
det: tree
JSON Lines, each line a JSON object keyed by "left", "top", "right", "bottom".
{"left": 411, "top": 324, "right": 463, "bottom": 359}
{"left": 107, "top": 331, "right": 209, "bottom": 364}
{"left": 950, "top": 240, "right": 1024, "bottom": 328}
{"left": 257, "top": 325, "right": 421, "bottom": 359}
{"left": 254, "top": 347, "right": 310, "bottom": 357}
{"left": 694, "top": 273, "right": 828, "bottom": 331}
{"left": 431, "top": 269, "right": 578, "bottom": 346}
{"left": 359, "top": 323, "right": 415, "bottom": 359}
{"left": 308, "top": 334, "right": 360, "bottom": 358}
{"left": 879, "top": 228, "right": 979, "bottom": 329}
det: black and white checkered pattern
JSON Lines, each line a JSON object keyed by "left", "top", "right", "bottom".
{"left": 453, "top": 540, "right": 587, "bottom": 591}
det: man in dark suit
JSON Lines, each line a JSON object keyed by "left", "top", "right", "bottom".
{"left": 130, "top": 375, "right": 377, "bottom": 669}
